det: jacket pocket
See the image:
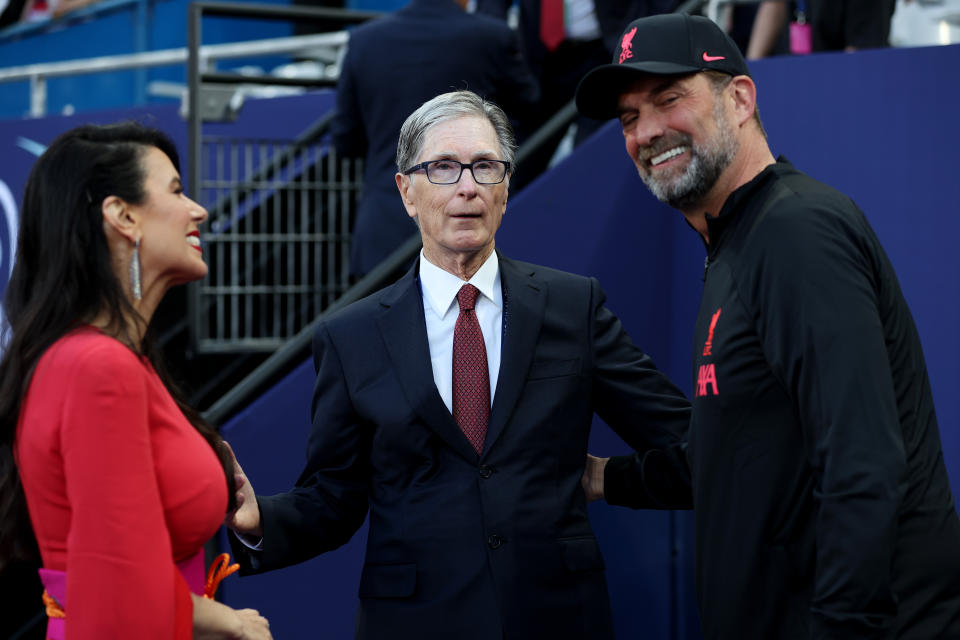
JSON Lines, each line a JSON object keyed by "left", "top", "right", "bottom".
{"left": 358, "top": 563, "right": 417, "bottom": 598}
{"left": 528, "top": 357, "right": 581, "bottom": 381}
{"left": 559, "top": 536, "right": 606, "bottom": 572}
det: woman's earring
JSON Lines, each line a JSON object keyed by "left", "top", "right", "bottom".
{"left": 130, "top": 237, "right": 142, "bottom": 301}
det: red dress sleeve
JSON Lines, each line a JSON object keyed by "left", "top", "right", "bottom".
{"left": 58, "top": 341, "right": 192, "bottom": 638}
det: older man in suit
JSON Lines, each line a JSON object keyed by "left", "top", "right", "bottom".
{"left": 228, "top": 90, "right": 690, "bottom": 639}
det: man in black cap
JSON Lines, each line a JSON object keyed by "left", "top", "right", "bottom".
{"left": 576, "top": 12, "right": 960, "bottom": 640}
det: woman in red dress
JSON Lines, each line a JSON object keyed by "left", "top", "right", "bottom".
{"left": 0, "top": 123, "right": 271, "bottom": 639}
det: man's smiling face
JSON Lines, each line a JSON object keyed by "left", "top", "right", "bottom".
{"left": 618, "top": 72, "right": 739, "bottom": 211}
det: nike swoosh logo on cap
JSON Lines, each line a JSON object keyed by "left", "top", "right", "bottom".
{"left": 702, "top": 52, "right": 726, "bottom": 62}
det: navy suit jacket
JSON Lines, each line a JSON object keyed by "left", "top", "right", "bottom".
{"left": 331, "top": 0, "right": 539, "bottom": 276}
{"left": 237, "top": 252, "right": 691, "bottom": 639}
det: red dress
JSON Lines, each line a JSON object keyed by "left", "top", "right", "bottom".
{"left": 16, "top": 327, "right": 228, "bottom": 638}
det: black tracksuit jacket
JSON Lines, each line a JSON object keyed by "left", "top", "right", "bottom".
{"left": 606, "top": 159, "right": 960, "bottom": 639}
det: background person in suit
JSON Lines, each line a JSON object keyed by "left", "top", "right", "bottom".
{"left": 227, "top": 90, "right": 691, "bottom": 639}
{"left": 331, "top": 0, "right": 538, "bottom": 277}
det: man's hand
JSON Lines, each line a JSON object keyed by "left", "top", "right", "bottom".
{"left": 223, "top": 441, "right": 263, "bottom": 538}
{"left": 581, "top": 454, "right": 609, "bottom": 503}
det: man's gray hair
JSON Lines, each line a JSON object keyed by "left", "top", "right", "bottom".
{"left": 395, "top": 90, "right": 517, "bottom": 174}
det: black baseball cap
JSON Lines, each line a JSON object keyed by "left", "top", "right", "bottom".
{"left": 576, "top": 13, "right": 750, "bottom": 120}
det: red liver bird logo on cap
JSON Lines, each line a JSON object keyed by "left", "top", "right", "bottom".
{"left": 619, "top": 27, "right": 638, "bottom": 64}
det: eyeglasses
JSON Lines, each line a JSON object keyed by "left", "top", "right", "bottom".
{"left": 403, "top": 159, "right": 511, "bottom": 185}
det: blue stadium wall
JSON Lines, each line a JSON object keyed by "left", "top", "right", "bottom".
{"left": 0, "top": 42, "right": 957, "bottom": 639}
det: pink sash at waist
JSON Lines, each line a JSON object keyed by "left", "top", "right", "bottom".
{"left": 177, "top": 549, "right": 206, "bottom": 594}
{"left": 37, "top": 568, "right": 65, "bottom": 640}
{"left": 37, "top": 550, "right": 207, "bottom": 640}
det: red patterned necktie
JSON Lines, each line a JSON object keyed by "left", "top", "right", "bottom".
{"left": 540, "top": 0, "right": 565, "bottom": 51}
{"left": 452, "top": 284, "right": 489, "bottom": 455}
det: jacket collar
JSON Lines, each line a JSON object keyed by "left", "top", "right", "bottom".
{"left": 484, "top": 251, "right": 545, "bottom": 455}
{"left": 376, "top": 260, "right": 480, "bottom": 461}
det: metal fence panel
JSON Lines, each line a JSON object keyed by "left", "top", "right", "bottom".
{"left": 192, "top": 134, "right": 361, "bottom": 352}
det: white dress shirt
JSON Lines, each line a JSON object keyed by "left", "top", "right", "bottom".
{"left": 418, "top": 249, "right": 502, "bottom": 412}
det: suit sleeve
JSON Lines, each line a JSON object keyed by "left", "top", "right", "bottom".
{"left": 748, "top": 203, "right": 904, "bottom": 638}
{"left": 330, "top": 32, "right": 367, "bottom": 159}
{"left": 587, "top": 278, "right": 693, "bottom": 509}
{"left": 240, "top": 322, "right": 370, "bottom": 573}
{"left": 60, "top": 344, "right": 190, "bottom": 638}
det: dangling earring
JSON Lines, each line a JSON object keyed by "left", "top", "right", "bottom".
{"left": 129, "top": 237, "right": 142, "bottom": 301}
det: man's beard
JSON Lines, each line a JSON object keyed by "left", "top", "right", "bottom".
{"left": 637, "top": 99, "right": 739, "bottom": 211}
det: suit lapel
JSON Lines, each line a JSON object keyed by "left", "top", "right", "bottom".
{"left": 377, "top": 261, "right": 480, "bottom": 462}
{"left": 484, "top": 253, "right": 545, "bottom": 456}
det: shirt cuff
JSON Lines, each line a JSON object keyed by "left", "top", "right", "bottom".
{"left": 234, "top": 530, "right": 264, "bottom": 551}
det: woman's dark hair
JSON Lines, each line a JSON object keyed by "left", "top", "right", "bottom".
{"left": 0, "top": 122, "right": 236, "bottom": 572}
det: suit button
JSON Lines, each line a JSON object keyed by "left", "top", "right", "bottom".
{"left": 479, "top": 465, "right": 493, "bottom": 479}
{"left": 487, "top": 534, "right": 503, "bottom": 549}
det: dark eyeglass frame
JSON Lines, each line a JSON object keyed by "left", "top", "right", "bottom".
{"left": 402, "top": 159, "right": 512, "bottom": 185}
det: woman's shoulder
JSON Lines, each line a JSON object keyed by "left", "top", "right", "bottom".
{"left": 40, "top": 327, "right": 144, "bottom": 377}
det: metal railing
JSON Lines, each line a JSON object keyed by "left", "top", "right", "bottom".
{"left": 184, "top": 3, "right": 380, "bottom": 354}
{"left": 0, "top": 29, "right": 351, "bottom": 118}
{"left": 194, "top": 132, "right": 363, "bottom": 352}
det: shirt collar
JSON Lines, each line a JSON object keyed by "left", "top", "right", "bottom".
{"left": 419, "top": 249, "right": 501, "bottom": 320}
